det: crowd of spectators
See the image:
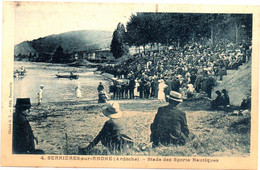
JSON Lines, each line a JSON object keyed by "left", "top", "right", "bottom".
{"left": 99, "top": 38, "right": 252, "bottom": 102}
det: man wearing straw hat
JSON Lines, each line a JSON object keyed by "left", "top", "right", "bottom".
{"left": 150, "top": 91, "right": 191, "bottom": 147}
{"left": 79, "top": 102, "right": 133, "bottom": 154}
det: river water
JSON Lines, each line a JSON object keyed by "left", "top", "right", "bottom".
{"left": 14, "top": 61, "right": 110, "bottom": 104}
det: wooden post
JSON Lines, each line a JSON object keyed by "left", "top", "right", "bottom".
{"left": 65, "top": 133, "right": 69, "bottom": 155}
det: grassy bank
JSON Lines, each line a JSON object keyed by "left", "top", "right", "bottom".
{"left": 27, "top": 98, "right": 250, "bottom": 157}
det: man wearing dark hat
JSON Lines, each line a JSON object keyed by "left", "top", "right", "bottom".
{"left": 222, "top": 89, "right": 230, "bottom": 109}
{"left": 97, "top": 82, "right": 104, "bottom": 93}
{"left": 210, "top": 90, "right": 223, "bottom": 110}
{"left": 150, "top": 91, "right": 191, "bottom": 147}
{"left": 79, "top": 102, "right": 133, "bottom": 154}
{"left": 13, "top": 98, "right": 43, "bottom": 154}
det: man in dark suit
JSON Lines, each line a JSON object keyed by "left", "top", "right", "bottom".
{"left": 13, "top": 98, "right": 43, "bottom": 154}
{"left": 97, "top": 82, "right": 104, "bottom": 93}
{"left": 150, "top": 91, "right": 191, "bottom": 147}
{"left": 129, "top": 78, "right": 136, "bottom": 99}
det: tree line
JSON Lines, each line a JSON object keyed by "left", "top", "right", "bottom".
{"left": 111, "top": 13, "right": 252, "bottom": 58}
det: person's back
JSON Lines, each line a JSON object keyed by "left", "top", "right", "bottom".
{"left": 80, "top": 102, "right": 133, "bottom": 153}
{"left": 151, "top": 105, "right": 189, "bottom": 146}
{"left": 100, "top": 119, "right": 132, "bottom": 150}
{"left": 150, "top": 91, "right": 190, "bottom": 147}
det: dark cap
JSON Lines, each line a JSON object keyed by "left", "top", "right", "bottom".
{"left": 222, "top": 89, "right": 228, "bottom": 94}
{"left": 215, "top": 90, "right": 221, "bottom": 95}
{"left": 15, "top": 98, "right": 31, "bottom": 108}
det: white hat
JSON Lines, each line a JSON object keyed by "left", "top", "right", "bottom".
{"left": 102, "top": 102, "right": 122, "bottom": 119}
{"left": 167, "top": 91, "right": 183, "bottom": 103}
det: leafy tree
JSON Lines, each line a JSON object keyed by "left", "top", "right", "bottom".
{"left": 110, "top": 23, "right": 128, "bottom": 59}
{"left": 125, "top": 13, "right": 252, "bottom": 50}
{"left": 52, "top": 46, "right": 65, "bottom": 63}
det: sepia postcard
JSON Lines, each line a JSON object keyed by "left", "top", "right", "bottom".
{"left": 1, "top": 1, "right": 260, "bottom": 169}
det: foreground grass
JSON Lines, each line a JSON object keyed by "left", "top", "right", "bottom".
{"left": 28, "top": 99, "right": 250, "bottom": 157}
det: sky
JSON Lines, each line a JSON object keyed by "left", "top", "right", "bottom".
{"left": 14, "top": 2, "right": 139, "bottom": 44}
{"left": 13, "top": 0, "right": 260, "bottom": 45}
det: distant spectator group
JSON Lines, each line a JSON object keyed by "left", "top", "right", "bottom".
{"left": 99, "top": 38, "right": 251, "bottom": 102}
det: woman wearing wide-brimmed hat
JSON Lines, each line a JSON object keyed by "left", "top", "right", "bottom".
{"left": 79, "top": 102, "right": 133, "bottom": 154}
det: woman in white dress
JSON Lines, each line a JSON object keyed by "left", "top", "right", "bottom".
{"left": 75, "top": 82, "right": 82, "bottom": 98}
{"left": 37, "top": 85, "right": 44, "bottom": 105}
{"left": 158, "top": 79, "right": 167, "bottom": 102}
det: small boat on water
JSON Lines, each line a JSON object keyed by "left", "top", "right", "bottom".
{"left": 55, "top": 72, "right": 79, "bottom": 79}
{"left": 14, "top": 71, "right": 26, "bottom": 78}
{"left": 14, "top": 66, "right": 26, "bottom": 78}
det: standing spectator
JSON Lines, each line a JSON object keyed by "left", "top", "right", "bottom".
{"left": 109, "top": 81, "right": 115, "bottom": 99}
{"left": 115, "top": 81, "right": 121, "bottom": 99}
{"left": 158, "top": 79, "right": 167, "bottom": 102}
{"left": 138, "top": 80, "right": 144, "bottom": 99}
{"left": 144, "top": 80, "right": 151, "bottom": 99}
{"left": 97, "top": 82, "right": 104, "bottom": 93}
{"left": 164, "top": 77, "right": 171, "bottom": 102}
{"left": 124, "top": 82, "right": 129, "bottom": 99}
{"left": 190, "top": 71, "right": 197, "bottom": 85}
{"left": 129, "top": 78, "right": 136, "bottom": 99}
{"left": 172, "top": 77, "right": 181, "bottom": 92}
{"left": 13, "top": 98, "right": 43, "bottom": 154}
{"left": 121, "top": 82, "right": 126, "bottom": 99}
{"left": 194, "top": 71, "right": 203, "bottom": 93}
{"left": 206, "top": 76, "right": 215, "bottom": 98}
{"left": 150, "top": 78, "right": 156, "bottom": 98}
{"left": 150, "top": 91, "right": 191, "bottom": 147}
{"left": 154, "top": 77, "right": 159, "bottom": 99}
{"left": 75, "top": 82, "right": 82, "bottom": 99}
{"left": 37, "top": 85, "right": 44, "bottom": 105}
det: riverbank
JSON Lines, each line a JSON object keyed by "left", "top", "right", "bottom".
{"left": 14, "top": 61, "right": 250, "bottom": 156}
{"left": 27, "top": 97, "right": 250, "bottom": 156}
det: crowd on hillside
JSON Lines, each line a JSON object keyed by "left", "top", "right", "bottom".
{"left": 98, "top": 39, "right": 252, "bottom": 103}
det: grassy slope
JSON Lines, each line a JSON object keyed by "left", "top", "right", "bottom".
{"left": 28, "top": 99, "right": 250, "bottom": 157}
{"left": 212, "top": 60, "right": 251, "bottom": 106}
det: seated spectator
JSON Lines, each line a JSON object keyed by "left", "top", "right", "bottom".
{"left": 211, "top": 90, "right": 223, "bottom": 110}
{"left": 240, "top": 96, "right": 251, "bottom": 110}
{"left": 98, "top": 91, "right": 107, "bottom": 103}
{"left": 78, "top": 102, "right": 133, "bottom": 153}
{"left": 222, "top": 89, "right": 230, "bottom": 109}
{"left": 150, "top": 91, "right": 193, "bottom": 147}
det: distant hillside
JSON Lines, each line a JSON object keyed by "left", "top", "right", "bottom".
{"left": 14, "top": 30, "right": 113, "bottom": 56}
{"left": 212, "top": 59, "right": 251, "bottom": 106}
{"left": 14, "top": 41, "right": 36, "bottom": 55}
